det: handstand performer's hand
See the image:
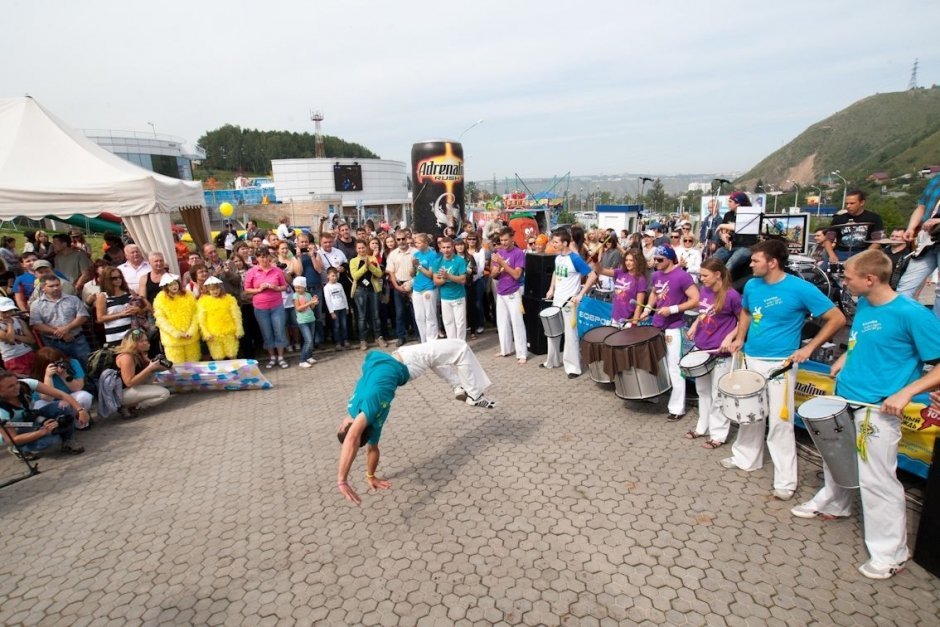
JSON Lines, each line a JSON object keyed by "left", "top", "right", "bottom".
{"left": 338, "top": 480, "right": 362, "bottom": 505}
{"left": 366, "top": 475, "right": 392, "bottom": 492}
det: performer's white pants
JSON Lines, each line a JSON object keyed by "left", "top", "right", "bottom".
{"left": 729, "top": 356, "right": 798, "bottom": 491}
{"left": 802, "top": 407, "right": 908, "bottom": 567}
{"left": 412, "top": 289, "right": 439, "bottom": 343}
{"left": 496, "top": 288, "right": 527, "bottom": 359}
{"left": 441, "top": 297, "right": 466, "bottom": 341}
{"left": 395, "top": 339, "right": 491, "bottom": 399}
{"left": 663, "top": 328, "right": 685, "bottom": 416}
{"left": 545, "top": 304, "right": 581, "bottom": 375}
{"left": 692, "top": 356, "right": 732, "bottom": 442}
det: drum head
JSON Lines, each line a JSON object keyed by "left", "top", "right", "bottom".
{"left": 798, "top": 396, "right": 847, "bottom": 420}
{"left": 679, "top": 351, "right": 712, "bottom": 368}
{"left": 583, "top": 326, "right": 620, "bottom": 343}
{"left": 719, "top": 370, "right": 765, "bottom": 396}
{"left": 604, "top": 327, "right": 662, "bottom": 347}
{"left": 540, "top": 307, "right": 561, "bottom": 318}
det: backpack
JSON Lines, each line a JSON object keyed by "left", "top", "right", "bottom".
{"left": 86, "top": 346, "right": 118, "bottom": 379}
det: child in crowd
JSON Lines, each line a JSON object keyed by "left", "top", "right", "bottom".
{"left": 292, "top": 276, "right": 319, "bottom": 367}
{"left": 197, "top": 276, "right": 243, "bottom": 360}
{"left": 323, "top": 267, "right": 349, "bottom": 351}
{"left": 0, "top": 297, "right": 35, "bottom": 375}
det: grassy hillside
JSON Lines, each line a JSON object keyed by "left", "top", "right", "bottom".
{"left": 738, "top": 87, "right": 940, "bottom": 187}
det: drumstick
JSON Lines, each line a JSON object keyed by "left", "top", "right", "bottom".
{"left": 629, "top": 298, "right": 655, "bottom": 312}
{"left": 816, "top": 395, "right": 883, "bottom": 411}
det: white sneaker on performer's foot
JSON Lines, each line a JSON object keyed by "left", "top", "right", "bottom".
{"left": 466, "top": 394, "right": 496, "bottom": 409}
{"left": 772, "top": 489, "right": 795, "bottom": 501}
{"left": 858, "top": 559, "right": 906, "bottom": 580}
{"left": 719, "top": 457, "right": 738, "bottom": 469}
{"left": 307, "top": 357, "right": 317, "bottom": 364}
{"left": 791, "top": 502, "right": 846, "bottom": 520}
{"left": 453, "top": 386, "right": 467, "bottom": 401}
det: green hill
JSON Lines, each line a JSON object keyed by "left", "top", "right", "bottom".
{"left": 737, "top": 87, "right": 940, "bottom": 188}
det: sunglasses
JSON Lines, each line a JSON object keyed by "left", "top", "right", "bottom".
{"left": 683, "top": 239, "right": 693, "bottom": 244}
{"left": 396, "top": 238, "right": 407, "bottom": 241}
{"left": 110, "top": 274, "right": 123, "bottom": 280}
{"left": 130, "top": 328, "right": 147, "bottom": 338}
{"left": 653, "top": 257, "right": 665, "bottom": 263}
{"left": 670, "top": 236, "right": 680, "bottom": 240}
{"left": 681, "top": 225, "right": 691, "bottom": 229}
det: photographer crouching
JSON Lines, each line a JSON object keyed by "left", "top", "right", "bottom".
{"left": 113, "top": 329, "right": 170, "bottom": 417}
{"left": 31, "top": 347, "right": 94, "bottom": 428}
{"left": 0, "top": 369, "right": 87, "bottom": 459}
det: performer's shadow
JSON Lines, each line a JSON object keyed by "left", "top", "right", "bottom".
{"left": 392, "top": 414, "right": 539, "bottom": 521}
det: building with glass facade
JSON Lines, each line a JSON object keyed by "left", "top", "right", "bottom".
{"left": 82, "top": 129, "right": 205, "bottom": 181}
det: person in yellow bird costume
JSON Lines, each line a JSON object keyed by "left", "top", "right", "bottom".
{"left": 153, "top": 274, "right": 201, "bottom": 364}
{"left": 197, "top": 276, "right": 243, "bottom": 360}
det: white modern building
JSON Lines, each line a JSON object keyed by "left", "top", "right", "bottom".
{"left": 82, "top": 129, "right": 205, "bottom": 181}
{"left": 272, "top": 158, "right": 410, "bottom": 223}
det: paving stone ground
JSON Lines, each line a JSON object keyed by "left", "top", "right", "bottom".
{"left": 1, "top": 333, "right": 938, "bottom": 626}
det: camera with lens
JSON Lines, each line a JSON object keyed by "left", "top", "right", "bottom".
{"left": 151, "top": 354, "right": 173, "bottom": 369}
{"left": 276, "top": 262, "right": 287, "bottom": 270}
{"left": 52, "top": 414, "right": 73, "bottom": 433}
{"left": 53, "top": 360, "right": 74, "bottom": 382}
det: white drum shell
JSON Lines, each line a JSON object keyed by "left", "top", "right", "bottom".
{"left": 798, "top": 398, "right": 860, "bottom": 489}
{"left": 539, "top": 307, "right": 564, "bottom": 338}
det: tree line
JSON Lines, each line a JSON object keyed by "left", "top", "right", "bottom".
{"left": 197, "top": 124, "right": 379, "bottom": 173}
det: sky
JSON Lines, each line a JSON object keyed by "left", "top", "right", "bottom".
{"left": 5, "top": 0, "right": 940, "bottom": 182}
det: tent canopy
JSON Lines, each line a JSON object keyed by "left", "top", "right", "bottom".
{"left": 0, "top": 96, "right": 210, "bottom": 272}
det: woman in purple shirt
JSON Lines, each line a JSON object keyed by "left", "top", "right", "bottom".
{"left": 685, "top": 257, "right": 742, "bottom": 448}
{"left": 592, "top": 249, "right": 648, "bottom": 324}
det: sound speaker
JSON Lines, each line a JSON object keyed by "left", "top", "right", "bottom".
{"left": 914, "top": 436, "right": 940, "bottom": 577}
{"left": 524, "top": 253, "right": 556, "bottom": 299}
{"left": 523, "top": 296, "right": 551, "bottom": 355}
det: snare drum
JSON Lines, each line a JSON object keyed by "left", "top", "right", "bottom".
{"left": 788, "top": 254, "right": 817, "bottom": 272}
{"left": 580, "top": 326, "right": 620, "bottom": 384}
{"left": 539, "top": 306, "right": 564, "bottom": 338}
{"left": 679, "top": 350, "right": 718, "bottom": 379}
{"left": 717, "top": 369, "right": 768, "bottom": 424}
{"left": 797, "top": 396, "right": 859, "bottom": 489}
{"left": 602, "top": 327, "right": 671, "bottom": 400}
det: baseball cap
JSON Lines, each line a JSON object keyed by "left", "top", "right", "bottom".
{"left": 32, "top": 260, "right": 52, "bottom": 269}
{"left": 292, "top": 276, "right": 307, "bottom": 288}
{"left": 0, "top": 297, "right": 17, "bottom": 312}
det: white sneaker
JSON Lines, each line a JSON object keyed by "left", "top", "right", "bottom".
{"left": 790, "top": 502, "right": 818, "bottom": 518}
{"left": 453, "top": 386, "right": 467, "bottom": 401}
{"left": 772, "top": 489, "right": 795, "bottom": 501}
{"left": 466, "top": 394, "right": 496, "bottom": 409}
{"left": 299, "top": 361, "right": 312, "bottom": 369}
{"left": 306, "top": 358, "right": 317, "bottom": 365}
{"left": 719, "top": 457, "right": 738, "bottom": 469}
{"left": 858, "top": 559, "right": 905, "bottom": 580}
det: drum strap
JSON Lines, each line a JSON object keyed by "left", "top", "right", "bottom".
{"left": 856, "top": 408, "right": 871, "bottom": 463}
{"left": 779, "top": 371, "right": 790, "bottom": 421}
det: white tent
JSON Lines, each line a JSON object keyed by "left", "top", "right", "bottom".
{"left": 0, "top": 96, "right": 210, "bottom": 273}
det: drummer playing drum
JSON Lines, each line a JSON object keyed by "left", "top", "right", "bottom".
{"left": 790, "top": 250, "right": 940, "bottom": 580}
{"left": 684, "top": 258, "right": 742, "bottom": 449}
{"left": 726, "top": 240, "right": 845, "bottom": 500}
{"left": 640, "top": 245, "right": 699, "bottom": 421}
{"left": 589, "top": 248, "right": 649, "bottom": 325}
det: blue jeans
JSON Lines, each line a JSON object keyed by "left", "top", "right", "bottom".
{"left": 393, "top": 289, "right": 416, "bottom": 343}
{"left": 253, "top": 304, "right": 288, "bottom": 350}
{"left": 713, "top": 246, "right": 751, "bottom": 273}
{"left": 897, "top": 246, "right": 940, "bottom": 319}
{"left": 43, "top": 334, "right": 90, "bottom": 370}
{"left": 297, "top": 321, "right": 315, "bottom": 361}
{"left": 331, "top": 309, "right": 349, "bottom": 346}
{"left": 18, "top": 402, "right": 76, "bottom": 452}
{"left": 354, "top": 289, "right": 382, "bottom": 341}
{"left": 310, "top": 284, "right": 325, "bottom": 345}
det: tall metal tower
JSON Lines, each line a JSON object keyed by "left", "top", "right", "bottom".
{"left": 908, "top": 59, "right": 919, "bottom": 91}
{"left": 310, "top": 110, "right": 325, "bottom": 158}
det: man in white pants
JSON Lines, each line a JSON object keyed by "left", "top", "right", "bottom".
{"left": 728, "top": 240, "right": 845, "bottom": 500}
{"left": 543, "top": 229, "right": 594, "bottom": 378}
{"left": 790, "top": 251, "right": 940, "bottom": 579}
{"left": 435, "top": 238, "right": 467, "bottom": 340}
{"left": 641, "top": 245, "right": 699, "bottom": 420}
{"left": 336, "top": 339, "right": 496, "bottom": 505}
{"left": 492, "top": 228, "right": 528, "bottom": 363}
{"left": 410, "top": 233, "right": 441, "bottom": 343}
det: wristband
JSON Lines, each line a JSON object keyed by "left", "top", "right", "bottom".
{"left": 669, "top": 305, "right": 679, "bottom": 315}
{"left": 337, "top": 480, "right": 348, "bottom": 487}
{"left": 366, "top": 473, "right": 375, "bottom": 479}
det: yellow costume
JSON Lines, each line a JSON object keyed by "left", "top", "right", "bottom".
{"left": 197, "top": 293, "right": 244, "bottom": 360}
{"left": 153, "top": 291, "right": 201, "bottom": 364}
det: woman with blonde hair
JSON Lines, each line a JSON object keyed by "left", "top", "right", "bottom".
{"left": 114, "top": 329, "right": 171, "bottom": 414}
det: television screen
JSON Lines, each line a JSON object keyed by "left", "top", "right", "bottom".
{"left": 333, "top": 164, "right": 363, "bottom": 192}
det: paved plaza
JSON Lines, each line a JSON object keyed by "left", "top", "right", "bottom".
{"left": 1, "top": 334, "right": 939, "bottom": 626}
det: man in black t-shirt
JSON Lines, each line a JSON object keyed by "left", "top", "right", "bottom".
{"left": 824, "top": 190, "right": 884, "bottom": 262}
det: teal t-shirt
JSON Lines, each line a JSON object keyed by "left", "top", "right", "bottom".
{"left": 292, "top": 292, "right": 316, "bottom": 324}
{"left": 439, "top": 255, "right": 467, "bottom": 301}
{"left": 346, "top": 350, "right": 410, "bottom": 444}
{"left": 413, "top": 249, "right": 442, "bottom": 293}
{"left": 742, "top": 274, "right": 835, "bottom": 358}
{"left": 836, "top": 295, "right": 940, "bottom": 404}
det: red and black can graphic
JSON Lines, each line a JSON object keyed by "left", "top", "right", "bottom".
{"left": 411, "top": 139, "right": 465, "bottom": 235}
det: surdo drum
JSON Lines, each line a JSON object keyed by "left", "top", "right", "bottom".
{"left": 601, "top": 327, "right": 671, "bottom": 400}
{"left": 539, "top": 306, "right": 564, "bottom": 338}
{"left": 797, "top": 396, "right": 860, "bottom": 489}
{"left": 580, "top": 326, "right": 620, "bottom": 384}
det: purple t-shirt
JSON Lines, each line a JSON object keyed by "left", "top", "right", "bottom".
{"left": 610, "top": 269, "right": 648, "bottom": 322}
{"left": 651, "top": 267, "right": 694, "bottom": 329}
{"left": 496, "top": 246, "right": 526, "bottom": 296}
{"left": 693, "top": 285, "right": 742, "bottom": 351}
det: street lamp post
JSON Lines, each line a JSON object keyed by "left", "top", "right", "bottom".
{"left": 787, "top": 180, "right": 802, "bottom": 211}
{"left": 639, "top": 177, "right": 653, "bottom": 216}
{"left": 458, "top": 119, "right": 484, "bottom": 141}
{"left": 808, "top": 185, "right": 822, "bottom": 217}
{"left": 831, "top": 170, "right": 848, "bottom": 213}
{"left": 147, "top": 122, "right": 156, "bottom": 137}
{"left": 767, "top": 190, "right": 783, "bottom": 213}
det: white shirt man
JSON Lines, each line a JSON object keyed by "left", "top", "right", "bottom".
{"left": 118, "top": 245, "right": 151, "bottom": 295}
{"left": 544, "top": 231, "right": 594, "bottom": 377}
